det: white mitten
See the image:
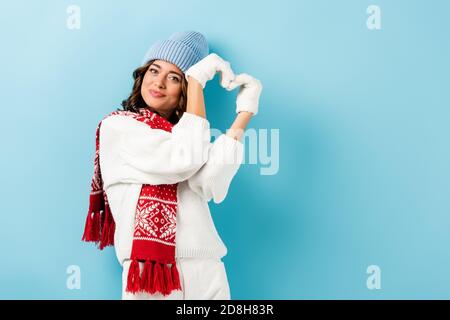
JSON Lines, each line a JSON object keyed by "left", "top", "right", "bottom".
{"left": 185, "top": 53, "right": 235, "bottom": 89}
{"left": 226, "top": 73, "right": 262, "bottom": 116}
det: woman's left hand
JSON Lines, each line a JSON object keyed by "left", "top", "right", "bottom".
{"left": 227, "top": 73, "right": 262, "bottom": 116}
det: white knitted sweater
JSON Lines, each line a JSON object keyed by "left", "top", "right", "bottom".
{"left": 99, "top": 112, "right": 244, "bottom": 266}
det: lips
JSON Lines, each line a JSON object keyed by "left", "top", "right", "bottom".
{"left": 149, "top": 89, "right": 166, "bottom": 98}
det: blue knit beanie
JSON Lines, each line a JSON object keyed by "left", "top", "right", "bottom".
{"left": 141, "top": 31, "right": 209, "bottom": 73}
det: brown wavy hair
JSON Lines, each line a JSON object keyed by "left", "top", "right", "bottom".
{"left": 119, "top": 60, "right": 187, "bottom": 125}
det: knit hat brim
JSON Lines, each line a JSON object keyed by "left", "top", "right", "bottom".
{"left": 141, "top": 39, "right": 203, "bottom": 73}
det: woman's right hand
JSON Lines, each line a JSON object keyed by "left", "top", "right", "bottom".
{"left": 185, "top": 53, "right": 235, "bottom": 89}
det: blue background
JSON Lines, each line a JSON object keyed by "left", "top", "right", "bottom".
{"left": 0, "top": 0, "right": 449, "bottom": 299}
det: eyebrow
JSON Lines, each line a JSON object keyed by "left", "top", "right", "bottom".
{"left": 151, "top": 63, "right": 182, "bottom": 78}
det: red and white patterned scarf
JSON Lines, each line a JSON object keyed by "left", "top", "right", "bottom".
{"left": 82, "top": 108, "right": 182, "bottom": 296}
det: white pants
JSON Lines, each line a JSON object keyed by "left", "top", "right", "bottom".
{"left": 122, "top": 257, "right": 231, "bottom": 300}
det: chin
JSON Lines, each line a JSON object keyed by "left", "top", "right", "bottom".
{"left": 144, "top": 102, "right": 169, "bottom": 116}
{"left": 144, "top": 97, "right": 162, "bottom": 110}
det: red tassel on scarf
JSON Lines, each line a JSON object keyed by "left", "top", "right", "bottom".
{"left": 126, "top": 259, "right": 141, "bottom": 294}
{"left": 140, "top": 260, "right": 154, "bottom": 294}
{"left": 163, "top": 263, "right": 173, "bottom": 295}
{"left": 82, "top": 192, "right": 103, "bottom": 242}
{"left": 82, "top": 211, "right": 101, "bottom": 242}
{"left": 99, "top": 203, "right": 115, "bottom": 249}
{"left": 82, "top": 191, "right": 115, "bottom": 249}
{"left": 152, "top": 262, "right": 164, "bottom": 294}
{"left": 171, "top": 262, "right": 182, "bottom": 291}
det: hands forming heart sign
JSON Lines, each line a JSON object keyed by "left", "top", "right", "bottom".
{"left": 185, "top": 53, "right": 263, "bottom": 116}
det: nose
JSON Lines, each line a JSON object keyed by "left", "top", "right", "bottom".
{"left": 153, "top": 74, "right": 166, "bottom": 89}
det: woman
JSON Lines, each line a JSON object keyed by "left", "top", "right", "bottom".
{"left": 82, "top": 31, "right": 262, "bottom": 300}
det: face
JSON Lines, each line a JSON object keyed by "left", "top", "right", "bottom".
{"left": 140, "top": 60, "right": 183, "bottom": 118}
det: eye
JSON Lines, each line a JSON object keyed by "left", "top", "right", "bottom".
{"left": 169, "top": 75, "right": 180, "bottom": 83}
{"left": 149, "top": 68, "right": 158, "bottom": 74}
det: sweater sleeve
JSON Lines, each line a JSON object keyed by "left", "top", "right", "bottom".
{"left": 99, "top": 112, "right": 211, "bottom": 189}
{"left": 187, "top": 134, "right": 244, "bottom": 204}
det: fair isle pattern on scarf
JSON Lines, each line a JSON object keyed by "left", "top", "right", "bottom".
{"left": 82, "top": 108, "right": 182, "bottom": 296}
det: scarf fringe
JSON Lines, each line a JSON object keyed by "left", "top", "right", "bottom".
{"left": 171, "top": 262, "right": 181, "bottom": 290}
{"left": 140, "top": 260, "right": 154, "bottom": 294}
{"left": 125, "top": 259, "right": 182, "bottom": 296}
{"left": 126, "top": 259, "right": 141, "bottom": 294}
{"left": 163, "top": 263, "right": 173, "bottom": 294}
{"left": 99, "top": 204, "right": 115, "bottom": 249}
{"left": 81, "top": 210, "right": 100, "bottom": 242}
{"left": 82, "top": 192, "right": 115, "bottom": 250}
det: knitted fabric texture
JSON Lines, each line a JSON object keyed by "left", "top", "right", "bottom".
{"left": 141, "top": 31, "right": 209, "bottom": 72}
